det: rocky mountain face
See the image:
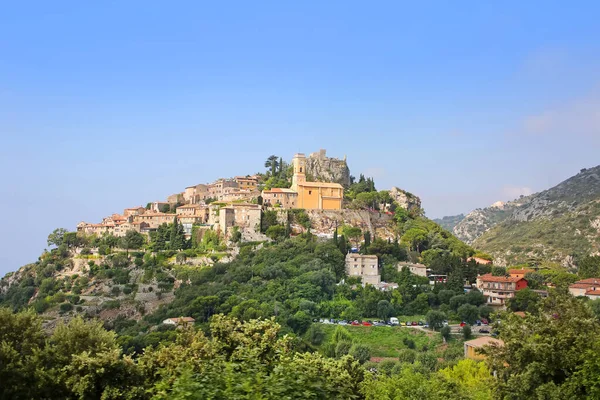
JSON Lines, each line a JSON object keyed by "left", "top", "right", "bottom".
{"left": 451, "top": 166, "right": 600, "bottom": 266}
{"left": 305, "top": 149, "right": 351, "bottom": 186}
{"left": 389, "top": 187, "right": 422, "bottom": 213}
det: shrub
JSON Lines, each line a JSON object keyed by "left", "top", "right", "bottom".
{"left": 440, "top": 325, "right": 451, "bottom": 341}
{"left": 304, "top": 324, "right": 325, "bottom": 346}
{"left": 397, "top": 348, "right": 416, "bottom": 364}
{"left": 123, "top": 286, "right": 133, "bottom": 295}
{"left": 335, "top": 341, "right": 352, "bottom": 358}
{"left": 111, "top": 286, "right": 121, "bottom": 296}
{"left": 402, "top": 337, "right": 416, "bottom": 349}
{"left": 462, "top": 325, "right": 472, "bottom": 340}
{"left": 349, "top": 344, "right": 371, "bottom": 364}
{"left": 59, "top": 302, "right": 73, "bottom": 313}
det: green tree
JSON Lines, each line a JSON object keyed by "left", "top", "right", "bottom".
{"left": 484, "top": 291, "right": 600, "bottom": 399}
{"left": 425, "top": 310, "right": 446, "bottom": 331}
{"left": 169, "top": 217, "right": 186, "bottom": 250}
{"left": 376, "top": 300, "right": 394, "bottom": 321}
{"left": 507, "top": 287, "right": 541, "bottom": 312}
{"left": 120, "top": 230, "right": 146, "bottom": 252}
{"left": 458, "top": 304, "right": 479, "bottom": 324}
{"left": 47, "top": 228, "right": 69, "bottom": 247}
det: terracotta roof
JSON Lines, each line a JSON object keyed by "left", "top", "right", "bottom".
{"left": 297, "top": 181, "right": 344, "bottom": 188}
{"left": 586, "top": 290, "right": 600, "bottom": 296}
{"left": 575, "top": 278, "right": 600, "bottom": 285}
{"left": 464, "top": 337, "right": 504, "bottom": 348}
{"left": 478, "top": 274, "right": 524, "bottom": 283}
{"left": 263, "top": 188, "right": 297, "bottom": 193}
{"left": 570, "top": 283, "right": 594, "bottom": 289}
{"left": 514, "top": 311, "right": 526, "bottom": 318}
{"left": 177, "top": 204, "right": 200, "bottom": 209}
{"left": 509, "top": 268, "right": 534, "bottom": 274}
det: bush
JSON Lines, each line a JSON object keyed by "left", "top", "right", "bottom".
{"left": 304, "top": 324, "right": 325, "bottom": 346}
{"left": 102, "top": 300, "right": 121, "bottom": 310}
{"left": 349, "top": 344, "right": 371, "bottom": 364}
{"left": 440, "top": 325, "right": 451, "bottom": 341}
{"left": 335, "top": 341, "right": 352, "bottom": 358}
{"left": 111, "top": 286, "right": 121, "bottom": 296}
{"left": 402, "top": 337, "right": 416, "bottom": 349}
{"left": 59, "top": 302, "right": 73, "bottom": 313}
{"left": 462, "top": 325, "right": 472, "bottom": 340}
{"left": 397, "top": 348, "right": 416, "bottom": 364}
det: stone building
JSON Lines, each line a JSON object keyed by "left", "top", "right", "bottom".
{"left": 397, "top": 262, "right": 428, "bottom": 277}
{"left": 123, "top": 206, "right": 146, "bottom": 217}
{"left": 218, "top": 203, "right": 261, "bottom": 234}
{"left": 262, "top": 188, "right": 298, "bottom": 208}
{"left": 345, "top": 253, "right": 380, "bottom": 285}
{"left": 234, "top": 176, "right": 259, "bottom": 191}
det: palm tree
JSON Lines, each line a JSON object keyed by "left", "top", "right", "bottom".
{"left": 264, "top": 155, "right": 279, "bottom": 176}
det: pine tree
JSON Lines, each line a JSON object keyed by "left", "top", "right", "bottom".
{"left": 338, "top": 234, "right": 348, "bottom": 254}
{"left": 333, "top": 222, "right": 338, "bottom": 245}
{"left": 364, "top": 231, "right": 371, "bottom": 251}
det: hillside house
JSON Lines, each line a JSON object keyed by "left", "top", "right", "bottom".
{"left": 467, "top": 257, "right": 493, "bottom": 265}
{"left": 509, "top": 268, "right": 534, "bottom": 279}
{"left": 218, "top": 203, "right": 261, "bottom": 234}
{"left": 464, "top": 337, "right": 504, "bottom": 360}
{"left": 163, "top": 317, "right": 195, "bottom": 326}
{"left": 476, "top": 274, "right": 528, "bottom": 308}
{"left": 397, "top": 262, "right": 428, "bottom": 277}
{"left": 262, "top": 188, "right": 298, "bottom": 208}
{"left": 569, "top": 278, "right": 600, "bottom": 298}
{"left": 345, "top": 253, "right": 380, "bottom": 285}
{"left": 123, "top": 206, "right": 146, "bottom": 217}
{"left": 235, "top": 176, "right": 259, "bottom": 191}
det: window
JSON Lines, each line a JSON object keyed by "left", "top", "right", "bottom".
{"left": 309, "top": 190, "right": 312, "bottom": 195}
{"left": 300, "top": 167, "right": 303, "bottom": 172}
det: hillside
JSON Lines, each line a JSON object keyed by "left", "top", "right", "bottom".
{"left": 432, "top": 214, "right": 465, "bottom": 232}
{"left": 457, "top": 166, "right": 600, "bottom": 266}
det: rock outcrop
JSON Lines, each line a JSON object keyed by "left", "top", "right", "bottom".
{"left": 305, "top": 149, "right": 351, "bottom": 186}
{"left": 389, "top": 187, "right": 422, "bottom": 212}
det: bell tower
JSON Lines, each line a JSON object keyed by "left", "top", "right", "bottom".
{"left": 291, "top": 153, "right": 306, "bottom": 190}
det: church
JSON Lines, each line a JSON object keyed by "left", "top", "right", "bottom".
{"left": 261, "top": 153, "right": 344, "bottom": 210}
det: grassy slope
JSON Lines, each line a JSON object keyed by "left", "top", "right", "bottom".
{"left": 319, "top": 324, "right": 441, "bottom": 357}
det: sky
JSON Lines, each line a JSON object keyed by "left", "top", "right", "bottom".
{"left": 1, "top": 1, "right": 600, "bottom": 276}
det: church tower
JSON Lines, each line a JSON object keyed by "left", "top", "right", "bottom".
{"left": 291, "top": 153, "right": 306, "bottom": 191}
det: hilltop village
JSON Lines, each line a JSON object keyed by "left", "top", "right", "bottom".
{"left": 77, "top": 150, "right": 351, "bottom": 240}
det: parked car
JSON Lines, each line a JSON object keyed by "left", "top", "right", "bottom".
{"left": 411, "top": 321, "right": 418, "bottom": 326}
{"left": 460, "top": 321, "right": 466, "bottom": 327}
{"left": 362, "top": 321, "right": 372, "bottom": 327}
{"left": 389, "top": 317, "right": 399, "bottom": 325}
{"left": 351, "top": 320, "right": 360, "bottom": 326}
{"left": 405, "top": 321, "right": 411, "bottom": 326}
{"left": 338, "top": 320, "right": 348, "bottom": 326}
{"left": 479, "top": 328, "right": 490, "bottom": 334}
{"left": 476, "top": 320, "right": 482, "bottom": 326}
{"left": 481, "top": 318, "right": 489, "bottom": 325}
{"left": 417, "top": 321, "right": 424, "bottom": 326}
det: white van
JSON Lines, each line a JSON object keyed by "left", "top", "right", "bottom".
{"left": 389, "top": 317, "right": 399, "bottom": 325}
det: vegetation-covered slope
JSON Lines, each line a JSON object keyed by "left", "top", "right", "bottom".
{"left": 450, "top": 166, "right": 600, "bottom": 265}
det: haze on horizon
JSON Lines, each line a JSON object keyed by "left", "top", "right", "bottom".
{"left": 1, "top": 1, "right": 600, "bottom": 275}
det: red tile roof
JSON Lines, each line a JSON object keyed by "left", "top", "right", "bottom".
{"left": 585, "top": 290, "right": 600, "bottom": 296}
{"left": 477, "top": 273, "right": 524, "bottom": 283}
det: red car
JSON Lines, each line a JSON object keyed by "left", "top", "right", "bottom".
{"left": 411, "top": 321, "right": 418, "bottom": 326}
{"left": 460, "top": 322, "right": 466, "bottom": 327}
{"left": 481, "top": 318, "right": 489, "bottom": 325}
{"left": 351, "top": 320, "right": 360, "bottom": 326}
{"left": 361, "top": 321, "right": 372, "bottom": 326}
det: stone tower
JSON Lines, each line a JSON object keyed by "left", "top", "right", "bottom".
{"left": 291, "top": 153, "right": 306, "bottom": 191}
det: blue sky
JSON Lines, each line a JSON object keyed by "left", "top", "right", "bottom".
{"left": 1, "top": 1, "right": 600, "bottom": 275}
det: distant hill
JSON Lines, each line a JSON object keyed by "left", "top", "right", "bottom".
{"left": 432, "top": 214, "right": 465, "bottom": 232}
{"left": 450, "top": 166, "right": 600, "bottom": 266}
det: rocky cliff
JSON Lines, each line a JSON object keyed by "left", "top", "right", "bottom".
{"left": 389, "top": 187, "right": 422, "bottom": 212}
{"left": 305, "top": 149, "right": 351, "bottom": 186}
